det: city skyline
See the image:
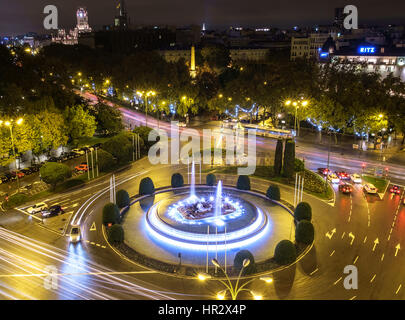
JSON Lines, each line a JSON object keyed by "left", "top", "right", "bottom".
{"left": 1, "top": 0, "right": 405, "bottom": 36}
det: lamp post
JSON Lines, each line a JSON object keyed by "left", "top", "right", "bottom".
{"left": 1, "top": 118, "right": 24, "bottom": 193}
{"left": 285, "top": 99, "right": 308, "bottom": 138}
{"left": 196, "top": 258, "right": 273, "bottom": 300}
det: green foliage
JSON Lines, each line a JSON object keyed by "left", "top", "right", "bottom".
{"left": 60, "top": 179, "right": 85, "bottom": 190}
{"left": 107, "top": 224, "right": 124, "bottom": 244}
{"left": 64, "top": 105, "right": 97, "bottom": 142}
{"left": 236, "top": 175, "right": 251, "bottom": 191}
{"left": 274, "top": 240, "right": 297, "bottom": 265}
{"left": 92, "top": 103, "right": 124, "bottom": 136}
{"left": 4, "top": 193, "right": 28, "bottom": 209}
{"left": 139, "top": 177, "right": 155, "bottom": 195}
{"left": 206, "top": 173, "right": 216, "bottom": 186}
{"left": 233, "top": 250, "right": 256, "bottom": 275}
{"left": 294, "top": 202, "right": 312, "bottom": 222}
{"left": 274, "top": 139, "right": 283, "bottom": 176}
{"left": 266, "top": 185, "right": 281, "bottom": 201}
{"left": 97, "top": 149, "right": 116, "bottom": 172}
{"left": 132, "top": 126, "right": 153, "bottom": 149}
{"left": 116, "top": 189, "right": 130, "bottom": 209}
{"left": 283, "top": 139, "right": 295, "bottom": 179}
{"left": 294, "top": 158, "right": 305, "bottom": 172}
{"left": 171, "top": 173, "right": 184, "bottom": 188}
{"left": 295, "top": 220, "right": 315, "bottom": 245}
{"left": 102, "top": 203, "right": 120, "bottom": 225}
{"left": 201, "top": 45, "right": 231, "bottom": 72}
{"left": 102, "top": 132, "right": 132, "bottom": 164}
{"left": 40, "top": 162, "right": 72, "bottom": 189}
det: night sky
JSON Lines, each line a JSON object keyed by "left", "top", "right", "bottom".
{"left": 1, "top": 0, "right": 404, "bottom": 36}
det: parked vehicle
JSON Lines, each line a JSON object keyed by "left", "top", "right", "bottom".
{"left": 47, "top": 157, "right": 59, "bottom": 162}
{"left": 41, "top": 205, "right": 65, "bottom": 218}
{"left": 26, "top": 202, "right": 48, "bottom": 214}
{"left": 71, "top": 148, "right": 85, "bottom": 155}
{"left": 11, "top": 171, "right": 25, "bottom": 179}
{"left": 75, "top": 164, "right": 88, "bottom": 172}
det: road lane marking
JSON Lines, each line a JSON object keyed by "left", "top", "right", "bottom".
{"left": 372, "top": 238, "right": 379, "bottom": 251}
{"left": 333, "top": 277, "right": 342, "bottom": 286}
{"left": 370, "top": 274, "right": 376, "bottom": 283}
{"left": 309, "top": 268, "right": 318, "bottom": 276}
{"left": 330, "top": 250, "right": 335, "bottom": 257}
{"left": 381, "top": 253, "right": 384, "bottom": 262}
{"left": 364, "top": 236, "right": 367, "bottom": 243}
{"left": 349, "top": 296, "right": 356, "bottom": 300}
{"left": 396, "top": 284, "right": 402, "bottom": 295}
{"left": 353, "top": 256, "right": 359, "bottom": 264}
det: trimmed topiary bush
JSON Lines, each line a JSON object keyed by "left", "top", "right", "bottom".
{"left": 4, "top": 193, "right": 28, "bottom": 209}
{"left": 233, "top": 250, "right": 256, "bottom": 275}
{"left": 266, "top": 185, "right": 281, "bottom": 201}
{"left": 283, "top": 139, "right": 295, "bottom": 179}
{"left": 139, "top": 177, "right": 155, "bottom": 195}
{"left": 294, "top": 202, "right": 312, "bottom": 222}
{"left": 116, "top": 189, "right": 130, "bottom": 209}
{"left": 236, "top": 175, "right": 251, "bottom": 191}
{"left": 295, "top": 220, "right": 315, "bottom": 245}
{"left": 108, "top": 224, "right": 124, "bottom": 244}
{"left": 274, "top": 240, "right": 297, "bottom": 265}
{"left": 206, "top": 173, "right": 216, "bottom": 186}
{"left": 294, "top": 158, "right": 305, "bottom": 172}
{"left": 171, "top": 173, "right": 184, "bottom": 188}
{"left": 274, "top": 139, "right": 283, "bottom": 176}
{"left": 102, "top": 203, "right": 120, "bottom": 225}
{"left": 97, "top": 149, "right": 117, "bottom": 172}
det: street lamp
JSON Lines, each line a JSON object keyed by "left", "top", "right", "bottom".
{"left": 1, "top": 118, "right": 24, "bottom": 192}
{"left": 284, "top": 99, "right": 309, "bottom": 138}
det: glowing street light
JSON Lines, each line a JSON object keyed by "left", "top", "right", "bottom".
{"left": 197, "top": 273, "right": 212, "bottom": 281}
{"left": 216, "top": 290, "right": 226, "bottom": 300}
{"left": 260, "top": 276, "right": 273, "bottom": 284}
{"left": 251, "top": 291, "right": 263, "bottom": 300}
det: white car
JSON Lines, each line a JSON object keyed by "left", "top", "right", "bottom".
{"left": 327, "top": 173, "right": 340, "bottom": 184}
{"left": 350, "top": 173, "right": 362, "bottom": 184}
{"left": 364, "top": 183, "right": 378, "bottom": 194}
{"left": 71, "top": 148, "right": 85, "bottom": 155}
{"left": 70, "top": 225, "right": 81, "bottom": 243}
{"left": 26, "top": 202, "right": 48, "bottom": 214}
{"left": 177, "top": 122, "right": 187, "bottom": 128}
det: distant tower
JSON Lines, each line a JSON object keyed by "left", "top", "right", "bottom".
{"left": 115, "top": 0, "right": 129, "bottom": 30}
{"left": 76, "top": 7, "right": 92, "bottom": 33}
{"left": 190, "top": 45, "right": 197, "bottom": 78}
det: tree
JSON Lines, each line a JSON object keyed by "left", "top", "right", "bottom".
{"left": 283, "top": 139, "right": 295, "bottom": 179}
{"left": 294, "top": 202, "right": 312, "bottom": 222}
{"left": 171, "top": 173, "right": 184, "bottom": 188}
{"left": 236, "top": 175, "right": 251, "bottom": 190}
{"left": 139, "top": 177, "right": 155, "bottom": 195}
{"left": 108, "top": 224, "right": 124, "bottom": 244}
{"left": 274, "top": 240, "right": 297, "bottom": 265}
{"left": 206, "top": 173, "right": 216, "bottom": 186}
{"left": 97, "top": 149, "right": 116, "bottom": 172}
{"left": 64, "top": 105, "right": 97, "bottom": 142}
{"left": 102, "top": 203, "right": 120, "bottom": 225}
{"left": 102, "top": 132, "right": 132, "bottom": 164}
{"left": 233, "top": 250, "right": 256, "bottom": 275}
{"left": 92, "top": 103, "right": 124, "bottom": 136}
{"left": 116, "top": 189, "right": 130, "bottom": 209}
{"left": 132, "top": 126, "right": 151, "bottom": 150}
{"left": 266, "top": 185, "right": 281, "bottom": 201}
{"left": 40, "top": 162, "right": 72, "bottom": 190}
{"left": 274, "top": 139, "right": 283, "bottom": 176}
{"left": 201, "top": 45, "right": 231, "bottom": 73}
{"left": 295, "top": 220, "right": 315, "bottom": 245}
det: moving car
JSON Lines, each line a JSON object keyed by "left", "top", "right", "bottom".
{"left": 350, "top": 173, "right": 362, "bottom": 184}
{"left": 363, "top": 183, "right": 378, "bottom": 194}
{"left": 26, "top": 202, "right": 48, "bottom": 214}
{"left": 390, "top": 185, "right": 401, "bottom": 195}
{"left": 70, "top": 225, "right": 81, "bottom": 243}
{"left": 75, "top": 164, "right": 88, "bottom": 172}
{"left": 336, "top": 171, "right": 350, "bottom": 180}
{"left": 41, "top": 205, "right": 65, "bottom": 218}
{"left": 317, "top": 168, "right": 330, "bottom": 176}
{"left": 339, "top": 183, "right": 353, "bottom": 194}
{"left": 327, "top": 173, "right": 340, "bottom": 184}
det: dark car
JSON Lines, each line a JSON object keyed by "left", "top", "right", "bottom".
{"left": 21, "top": 168, "right": 33, "bottom": 176}
{"left": 3, "top": 173, "right": 15, "bottom": 181}
{"left": 92, "top": 143, "right": 102, "bottom": 149}
{"left": 317, "top": 168, "right": 330, "bottom": 176}
{"left": 10, "top": 171, "right": 24, "bottom": 179}
{"left": 336, "top": 171, "right": 350, "bottom": 180}
{"left": 390, "top": 185, "right": 401, "bottom": 195}
{"left": 0, "top": 175, "right": 9, "bottom": 183}
{"left": 41, "top": 205, "right": 65, "bottom": 218}
{"left": 48, "top": 157, "right": 59, "bottom": 163}
{"left": 339, "top": 183, "right": 353, "bottom": 194}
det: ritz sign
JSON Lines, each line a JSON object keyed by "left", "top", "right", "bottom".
{"left": 359, "top": 47, "right": 376, "bottom": 54}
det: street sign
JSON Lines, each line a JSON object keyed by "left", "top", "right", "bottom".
{"left": 90, "top": 222, "right": 97, "bottom": 231}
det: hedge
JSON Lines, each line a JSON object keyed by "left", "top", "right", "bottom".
{"left": 171, "top": 173, "right": 184, "bottom": 188}
{"left": 206, "top": 173, "right": 216, "bottom": 186}
{"left": 236, "top": 175, "right": 251, "bottom": 190}
{"left": 274, "top": 240, "right": 297, "bottom": 265}
{"left": 266, "top": 185, "right": 281, "bottom": 201}
{"left": 295, "top": 220, "right": 315, "bottom": 245}
{"left": 102, "top": 203, "right": 121, "bottom": 225}
{"left": 233, "top": 250, "right": 256, "bottom": 275}
{"left": 294, "top": 202, "right": 312, "bottom": 222}
{"left": 4, "top": 193, "right": 28, "bottom": 209}
{"left": 139, "top": 177, "right": 155, "bottom": 195}
{"left": 97, "top": 149, "right": 116, "bottom": 172}
{"left": 294, "top": 158, "right": 305, "bottom": 172}
{"left": 108, "top": 224, "right": 124, "bottom": 244}
{"left": 116, "top": 189, "right": 130, "bottom": 209}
